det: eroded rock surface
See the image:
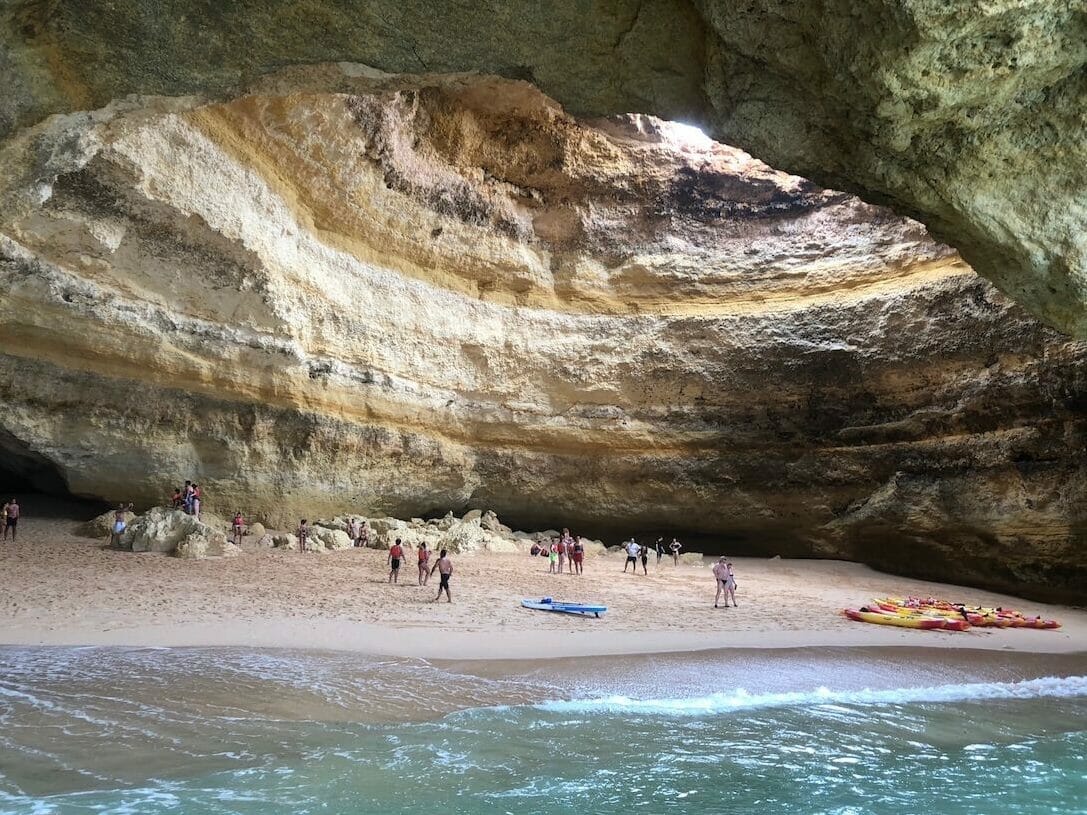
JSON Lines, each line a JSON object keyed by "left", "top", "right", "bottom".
{"left": 0, "top": 2, "right": 1084, "bottom": 333}
{"left": 0, "top": 73, "right": 1084, "bottom": 600}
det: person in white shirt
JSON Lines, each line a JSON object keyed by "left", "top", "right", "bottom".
{"left": 623, "top": 538, "right": 641, "bottom": 574}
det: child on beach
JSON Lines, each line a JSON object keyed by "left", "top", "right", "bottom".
{"left": 430, "top": 549, "right": 453, "bottom": 603}
{"left": 170, "top": 488, "right": 183, "bottom": 509}
{"left": 231, "top": 511, "right": 245, "bottom": 546}
{"left": 548, "top": 540, "right": 559, "bottom": 574}
{"left": 388, "top": 538, "right": 404, "bottom": 583}
{"left": 417, "top": 541, "right": 431, "bottom": 586}
{"left": 297, "top": 519, "right": 309, "bottom": 553}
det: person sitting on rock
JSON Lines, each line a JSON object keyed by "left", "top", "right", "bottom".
{"left": 182, "top": 481, "right": 194, "bottom": 513}
{"left": 231, "top": 511, "right": 245, "bottom": 546}
{"left": 170, "top": 487, "right": 183, "bottom": 509}
{"left": 297, "top": 519, "right": 309, "bottom": 553}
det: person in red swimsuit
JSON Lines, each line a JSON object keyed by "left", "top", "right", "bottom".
{"left": 3, "top": 498, "right": 19, "bottom": 541}
{"left": 417, "top": 541, "right": 431, "bottom": 586}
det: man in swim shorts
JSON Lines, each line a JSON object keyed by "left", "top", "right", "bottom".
{"left": 431, "top": 548, "right": 453, "bottom": 602}
{"left": 3, "top": 497, "right": 19, "bottom": 541}
{"left": 713, "top": 557, "right": 730, "bottom": 608}
{"left": 388, "top": 537, "right": 404, "bottom": 583}
{"left": 623, "top": 538, "right": 640, "bottom": 573}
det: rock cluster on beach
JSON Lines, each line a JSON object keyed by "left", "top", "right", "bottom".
{"left": 1, "top": 56, "right": 1085, "bottom": 599}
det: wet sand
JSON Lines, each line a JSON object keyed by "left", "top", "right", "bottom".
{"left": 1, "top": 499, "right": 1084, "bottom": 660}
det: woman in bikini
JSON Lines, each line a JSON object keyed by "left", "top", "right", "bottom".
{"left": 417, "top": 541, "right": 431, "bottom": 586}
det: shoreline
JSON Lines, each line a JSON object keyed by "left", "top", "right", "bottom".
{"left": 3, "top": 618, "right": 1085, "bottom": 661}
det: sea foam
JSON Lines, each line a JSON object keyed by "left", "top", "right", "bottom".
{"left": 535, "top": 675, "right": 1087, "bottom": 716}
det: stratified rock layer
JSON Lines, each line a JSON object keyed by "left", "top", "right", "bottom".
{"left": 1, "top": 1, "right": 1085, "bottom": 334}
{"left": 0, "top": 72, "right": 1085, "bottom": 601}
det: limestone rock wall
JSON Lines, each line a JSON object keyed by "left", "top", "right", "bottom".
{"left": 0, "top": 72, "right": 1085, "bottom": 600}
{"left": 1, "top": 1, "right": 1085, "bottom": 335}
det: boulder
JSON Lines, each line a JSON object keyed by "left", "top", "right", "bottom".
{"left": 480, "top": 510, "right": 512, "bottom": 535}
{"left": 247, "top": 522, "right": 267, "bottom": 539}
{"left": 581, "top": 539, "right": 607, "bottom": 557}
{"left": 78, "top": 509, "right": 136, "bottom": 539}
{"left": 369, "top": 517, "right": 407, "bottom": 535}
{"left": 310, "top": 527, "right": 353, "bottom": 551}
{"left": 176, "top": 533, "right": 241, "bottom": 559}
{"left": 272, "top": 533, "right": 297, "bottom": 549}
{"left": 119, "top": 507, "right": 225, "bottom": 554}
{"left": 461, "top": 509, "right": 483, "bottom": 523}
{"left": 679, "top": 552, "right": 705, "bottom": 566}
{"left": 314, "top": 517, "right": 349, "bottom": 532}
{"left": 255, "top": 533, "right": 275, "bottom": 548}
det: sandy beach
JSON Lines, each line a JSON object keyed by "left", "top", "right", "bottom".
{"left": 2, "top": 500, "right": 1084, "bottom": 661}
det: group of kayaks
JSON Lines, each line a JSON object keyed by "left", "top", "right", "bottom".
{"left": 844, "top": 596, "right": 1061, "bottom": 632}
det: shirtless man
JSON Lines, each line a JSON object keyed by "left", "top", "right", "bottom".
{"left": 3, "top": 497, "right": 19, "bottom": 541}
{"left": 388, "top": 537, "right": 404, "bottom": 583}
{"left": 430, "top": 548, "right": 453, "bottom": 602}
{"left": 713, "top": 557, "right": 731, "bottom": 608}
{"left": 623, "top": 538, "right": 640, "bottom": 574}
{"left": 357, "top": 521, "right": 370, "bottom": 549}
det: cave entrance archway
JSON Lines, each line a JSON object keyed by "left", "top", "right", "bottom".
{"left": 0, "top": 428, "right": 72, "bottom": 495}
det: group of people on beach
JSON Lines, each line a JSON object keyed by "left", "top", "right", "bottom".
{"left": 386, "top": 538, "right": 453, "bottom": 602}
{"left": 622, "top": 537, "right": 683, "bottom": 574}
{"left": 294, "top": 518, "right": 372, "bottom": 552}
{"left": 170, "top": 482, "right": 204, "bottom": 519}
{"left": 529, "top": 528, "right": 586, "bottom": 575}
{"left": 2, "top": 497, "right": 19, "bottom": 541}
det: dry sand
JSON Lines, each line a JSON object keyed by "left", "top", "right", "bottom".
{"left": 1, "top": 504, "right": 1085, "bottom": 661}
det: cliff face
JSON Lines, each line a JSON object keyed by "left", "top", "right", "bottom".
{"left": 1, "top": 70, "right": 1084, "bottom": 600}
{"left": 2, "top": 0, "right": 1085, "bottom": 336}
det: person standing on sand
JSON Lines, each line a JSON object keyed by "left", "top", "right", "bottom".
{"left": 297, "top": 519, "right": 310, "bottom": 553}
{"left": 357, "top": 521, "right": 370, "bottom": 548}
{"left": 347, "top": 518, "right": 360, "bottom": 546}
{"left": 3, "top": 497, "right": 19, "bottom": 541}
{"left": 110, "top": 503, "right": 131, "bottom": 548}
{"left": 417, "top": 541, "right": 431, "bottom": 586}
{"left": 655, "top": 537, "right": 665, "bottom": 566}
{"left": 639, "top": 541, "right": 649, "bottom": 575}
{"left": 713, "top": 557, "right": 731, "bottom": 608}
{"left": 231, "top": 511, "right": 245, "bottom": 546}
{"left": 388, "top": 537, "right": 404, "bottom": 583}
{"left": 724, "top": 559, "right": 738, "bottom": 607}
{"left": 548, "top": 539, "right": 559, "bottom": 574}
{"left": 430, "top": 548, "right": 453, "bottom": 602}
{"left": 556, "top": 535, "right": 567, "bottom": 575}
{"left": 571, "top": 535, "right": 584, "bottom": 575}
{"left": 623, "top": 538, "right": 640, "bottom": 574}
{"left": 670, "top": 537, "right": 682, "bottom": 566}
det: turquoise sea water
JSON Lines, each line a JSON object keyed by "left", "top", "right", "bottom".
{"left": 0, "top": 648, "right": 1084, "bottom": 814}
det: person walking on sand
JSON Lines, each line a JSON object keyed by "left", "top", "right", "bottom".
{"left": 417, "top": 541, "right": 431, "bottom": 586}
{"left": 3, "top": 497, "right": 19, "bottom": 541}
{"left": 669, "top": 537, "right": 682, "bottom": 566}
{"left": 297, "top": 519, "right": 310, "bottom": 553}
{"left": 724, "top": 559, "right": 738, "bottom": 607}
{"left": 431, "top": 548, "right": 453, "bottom": 602}
{"left": 639, "top": 540, "right": 649, "bottom": 575}
{"left": 231, "top": 511, "right": 245, "bottom": 546}
{"left": 713, "top": 557, "right": 731, "bottom": 608}
{"left": 571, "top": 535, "right": 584, "bottom": 575}
{"left": 388, "top": 537, "right": 405, "bottom": 583}
{"left": 623, "top": 538, "right": 640, "bottom": 574}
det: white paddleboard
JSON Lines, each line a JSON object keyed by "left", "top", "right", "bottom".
{"left": 521, "top": 598, "right": 607, "bottom": 618}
